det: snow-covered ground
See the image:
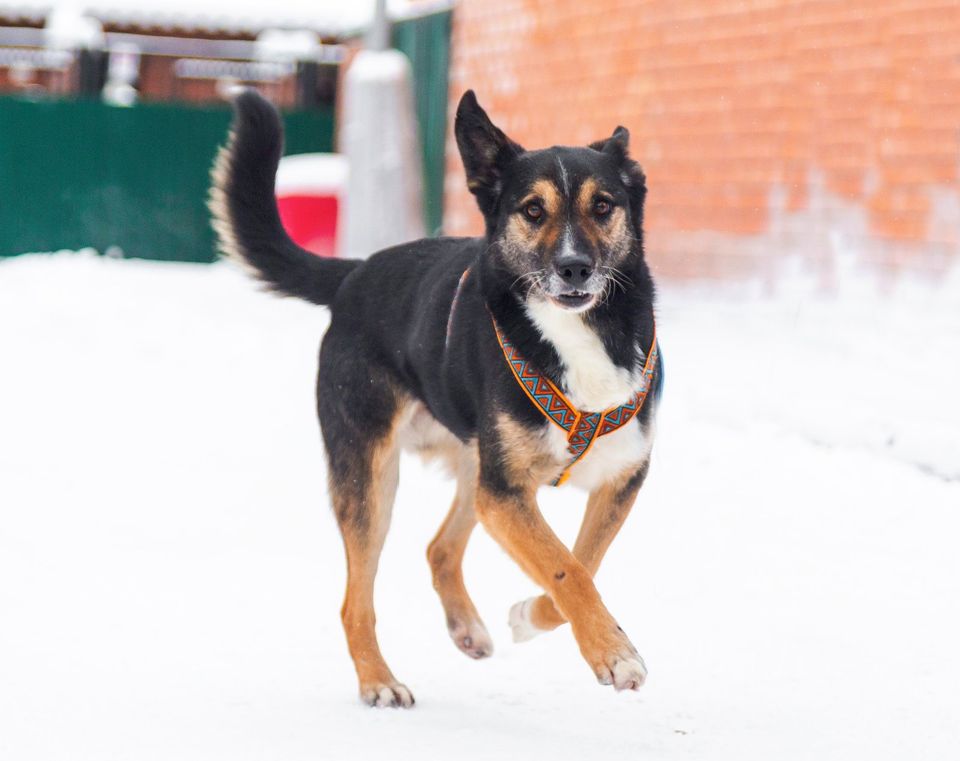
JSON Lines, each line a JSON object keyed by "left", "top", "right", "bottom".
{"left": 1, "top": 252, "right": 958, "bottom": 760}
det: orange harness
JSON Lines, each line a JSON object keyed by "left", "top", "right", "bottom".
{"left": 446, "top": 266, "right": 659, "bottom": 486}
{"left": 492, "top": 318, "right": 658, "bottom": 486}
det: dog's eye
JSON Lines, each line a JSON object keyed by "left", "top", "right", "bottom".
{"left": 594, "top": 199, "right": 612, "bottom": 218}
{"left": 523, "top": 202, "right": 544, "bottom": 222}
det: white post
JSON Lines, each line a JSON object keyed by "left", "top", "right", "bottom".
{"left": 339, "top": 3, "right": 424, "bottom": 259}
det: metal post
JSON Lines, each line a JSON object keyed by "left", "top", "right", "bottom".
{"left": 366, "top": 0, "right": 390, "bottom": 52}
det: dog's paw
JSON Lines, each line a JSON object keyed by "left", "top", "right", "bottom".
{"left": 449, "top": 618, "right": 494, "bottom": 659}
{"left": 596, "top": 653, "right": 648, "bottom": 691}
{"left": 508, "top": 598, "right": 547, "bottom": 643}
{"left": 360, "top": 682, "right": 415, "bottom": 708}
{"left": 581, "top": 625, "right": 648, "bottom": 691}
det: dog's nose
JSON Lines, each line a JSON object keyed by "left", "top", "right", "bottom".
{"left": 554, "top": 254, "right": 593, "bottom": 289}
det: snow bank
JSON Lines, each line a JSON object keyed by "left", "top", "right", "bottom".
{"left": 657, "top": 253, "right": 960, "bottom": 481}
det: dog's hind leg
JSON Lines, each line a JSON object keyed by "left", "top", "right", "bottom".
{"left": 427, "top": 449, "right": 493, "bottom": 659}
{"left": 319, "top": 350, "right": 412, "bottom": 707}
{"left": 509, "top": 464, "right": 649, "bottom": 642}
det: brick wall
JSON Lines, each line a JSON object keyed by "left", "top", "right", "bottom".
{"left": 443, "top": 0, "right": 960, "bottom": 280}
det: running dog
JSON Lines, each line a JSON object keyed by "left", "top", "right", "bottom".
{"left": 210, "top": 89, "right": 663, "bottom": 708}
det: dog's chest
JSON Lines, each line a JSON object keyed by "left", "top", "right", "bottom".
{"left": 525, "top": 299, "right": 640, "bottom": 411}
{"left": 543, "top": 418, "right": 654, "bottom": 491}
{"left": 524, "top": 299, "right": 655, "bottom": 490}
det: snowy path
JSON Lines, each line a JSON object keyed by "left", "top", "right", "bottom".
{"left": 1, "top": 254, "right": 958, "bottom": 760}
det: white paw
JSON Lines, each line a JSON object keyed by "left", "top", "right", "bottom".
{"left": 449, "top": 619, "right": 494, "bottom": 659}
{"left": 597, "top": 654, "right": 648, "bottom": 691}
{"left": 360, "top": 682, "right": 415, "bottom": 708}
{"left": 508, "top": 598, "right": 547, "bottom": 643}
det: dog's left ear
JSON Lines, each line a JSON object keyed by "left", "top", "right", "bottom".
{"left": 590, "top": 126, "right": 630, "bottom": 162}
{"left": 455, "top": 90, "right": 525, "bottom": 217}
{"left": 590, "top": 126, "right": 645, "bottom": 189}
{"left": 590, "top": 126, "right": 647, "bottom": 230}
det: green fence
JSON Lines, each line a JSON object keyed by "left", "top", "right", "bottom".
{"left": 394, "top": 9, "right": 452, "bottom": 237}
{"left": 0, "top": 96, "right": 334, "bottom": 262}
{"left": 0, "top": 10, "right": 451, "bottom": 262}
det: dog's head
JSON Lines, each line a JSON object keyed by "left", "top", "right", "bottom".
{"left": 455, "top": 90, "right": 647, "bottom": 313}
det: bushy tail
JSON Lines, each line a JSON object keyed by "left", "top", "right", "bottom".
{"left": 209, "top": 90, "right": 358, "bottom": 305}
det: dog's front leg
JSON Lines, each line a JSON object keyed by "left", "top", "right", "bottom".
{"left": 475, "top": 482, "right": 647, "bottom": 691}
{"left": 510, "top": 462, "right": 649, "bottom": 638}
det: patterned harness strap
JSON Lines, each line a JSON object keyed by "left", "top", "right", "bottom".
{"left": 445, "top": 265, "right": 659, "bottom": 487}
{"left": 492, "top": 320, "right": 659, "bottom": 486}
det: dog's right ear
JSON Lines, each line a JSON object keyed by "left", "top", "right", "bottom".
{"left": 455, "top": 91, "right": 524, "bottom": 215}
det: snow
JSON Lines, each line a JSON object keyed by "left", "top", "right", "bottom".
{"left": 0, "top": 1, "right": 453, "bottom": 35}
{"left": 0, "top": 251, "right": 958, "bottom": 760}
{"left": 43, "top": 5, "right": 104, "bottom": 50}
{"left": 276, "top": 153, "right": 349, "bottom": 196}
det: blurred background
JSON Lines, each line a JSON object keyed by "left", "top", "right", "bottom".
{"left": 1, "top": 2, "right": 958, "bottom": 759}
{"left": 2, "top": 0, "right": 958, "bottom": 277}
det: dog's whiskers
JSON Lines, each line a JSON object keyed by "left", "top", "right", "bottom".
{"left": 596, "top": 265, "right": 632, "bottom": 305}
{"left": 511, "top": 268, "right": 547, "bottom": 293}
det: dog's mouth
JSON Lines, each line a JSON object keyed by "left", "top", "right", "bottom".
{"left": 549, "top": 291, "right": 596, "bottom": 311}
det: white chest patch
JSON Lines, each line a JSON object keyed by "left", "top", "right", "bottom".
{"left": 525, "top": 297, "right": 641, "bottom": 411}
{"left": 524, "top": 297, "right": 658, "bottom": 490}
{"left": 545, "top": 418, "right": 655, "bottom": 491}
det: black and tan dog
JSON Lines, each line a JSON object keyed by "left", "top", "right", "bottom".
{"left": 210, "top": 89, "right": 663, "bottom": 708}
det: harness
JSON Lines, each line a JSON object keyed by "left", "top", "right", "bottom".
{"left": 447, "top": 267, "right": 660, "bottom": 486}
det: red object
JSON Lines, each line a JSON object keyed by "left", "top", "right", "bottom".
{"left": 277, "top": 194, "right": 340, "bottom": 258}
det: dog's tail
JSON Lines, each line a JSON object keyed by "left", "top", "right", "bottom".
{"left": 209, "top": 90, "right": 359, "bottom": 306}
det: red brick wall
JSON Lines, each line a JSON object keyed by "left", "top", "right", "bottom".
{"left": 443, "top": 0, "right": 960, "bottom": 280}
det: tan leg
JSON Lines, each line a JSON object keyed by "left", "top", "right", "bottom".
{"left": 426, "top": 452, "right": 492, "bottom": 659}
{"left": 476, "top": 483, "right": 647, "bottom": 691}
{"left": 510, "top": 464, "right": 648, "bottom": 638}
{"left": 333, "top": 435, "right": 414, "bottom": 707}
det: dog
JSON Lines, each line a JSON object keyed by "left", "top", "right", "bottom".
{"left": 210, "top": 89, "right": 663, "bottom": 708}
